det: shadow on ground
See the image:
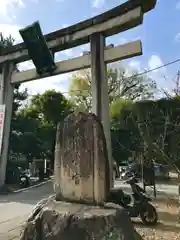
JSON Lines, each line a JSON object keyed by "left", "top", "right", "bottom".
{"left": 133, "top": 204, "right": 180, "bottom": 235}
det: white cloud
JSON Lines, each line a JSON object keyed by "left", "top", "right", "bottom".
{"left": 129, "top": 61, "right": 141, "bottom": 71}
{"left": 20, "top": 73, "right": 72, "bottom": 96}
{"left": 92, "top": 0, "right": 105, "bottom": 8}
{"left": 119, "top": 38, "right": 128, "bottom": 45}
{"left": 18, "top": 60, "right": 34, "bottom": 71}
{"left": 0, "top": 23, "right": 22, "bottom": 43}
{"left": 17, "top": 48, "right": 76, "bottom": 96}
{"left": 176, "top": 1, "right": 180, "bottom": 10}
{"left": 147, "top": 55, "right": 170, "bottom": 96}
{"left": 174, "top": 33, "right": 180, "bottom": 42}
{"left": 55, "top": 49, "right": 75, "bottom": 62}
{"left": 63, "top": 49, "right": 74, "bottom": 57}
{"left": 62, "top": 24, "right": 68, "bottom": 28}
{"left": 148, "top": 55, "right": 165, "bottom": 73}
{"left": 18, "top": 61, "right": 72, "bottom": 96}
{"left": 0, "top": 0, "right": 25, "bottom": 20}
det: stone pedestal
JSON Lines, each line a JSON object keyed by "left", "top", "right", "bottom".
{"left": 20, "top": 196, "right": 142, "bottom": 240}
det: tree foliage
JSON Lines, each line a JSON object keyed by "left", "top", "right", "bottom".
{"left": 110, "top": 98, "right": 142, "bottom": 162}
{"left": 30, "top": 90, "right": 72, "bottom": 125}
{"left": 69, "top": 66, "right": 157, "bottom": 111}
{"left": 110, "top": 96, "right": 180, "bottom": 170}
{"left": 10, "top": 90, "right": 72, "bottom": 164}
{"left": 0, "top": 33, "right": 29, "bottom": 160}
{"left": 0, "top": 33, "right": 14, "bottom": 51}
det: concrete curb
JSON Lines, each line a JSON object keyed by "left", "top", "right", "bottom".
{"left": 13, "top": 179, "right": 52, "bottom": 193}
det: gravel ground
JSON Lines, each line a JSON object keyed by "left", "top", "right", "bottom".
{"left": 134, "top": 199, "right": 180, "bottom": 240}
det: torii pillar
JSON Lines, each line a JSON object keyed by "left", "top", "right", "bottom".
{"left": 90, "top": 33, "right": 113, "bottom": 187}
{"left": 0, "top": 63, "right": 14, "bottom": 187}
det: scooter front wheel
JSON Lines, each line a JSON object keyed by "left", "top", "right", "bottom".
{"left": 139, "top": 203, "right": 158, "bottom": 225}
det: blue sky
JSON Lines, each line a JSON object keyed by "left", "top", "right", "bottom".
{"left": 0, "top": 0, "right": 180, "bottom": 96}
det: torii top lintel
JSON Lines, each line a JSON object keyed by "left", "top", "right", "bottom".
{"left": 0, "top": 0, "right": 156, "bottom": 64}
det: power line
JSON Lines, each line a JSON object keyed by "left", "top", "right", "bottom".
{"left": 27, "top": 57, "right": 180, "bottom": 96}
{"left": 130, "top": 58, "right": 180, "bottom": 77}
{"left": 65, "top": 57, "right": 180, "bottom": 95}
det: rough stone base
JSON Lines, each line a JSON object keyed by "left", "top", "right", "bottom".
{"left": 20, "top": 196, "right": 142, "bottom": 240}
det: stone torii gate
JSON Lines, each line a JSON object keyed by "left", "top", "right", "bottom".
{"left": 0, "top": 0, "right": 156, "bottom": 188}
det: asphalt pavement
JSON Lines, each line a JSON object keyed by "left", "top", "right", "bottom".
{"left": 0, "top": 178, "right": 178, "bottom": 239}
{"left": 114, "top": 179, "right": 179, "bottom": 199}
{"left": 0, "top": 181, "right": 54, "bottom": 240}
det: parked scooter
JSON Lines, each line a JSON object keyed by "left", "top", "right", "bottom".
{"left": 20, "top": 172, "right": 30, "bottom": 188}
{"left": 108, "top": 175, "right": 158, "bottom": 225}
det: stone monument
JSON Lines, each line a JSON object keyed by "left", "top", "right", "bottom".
{"left": 54, "top": 112, "right": 110, "bottom": 204}
{"left": 20, "top": 112, "right": 142, "bottom": 240}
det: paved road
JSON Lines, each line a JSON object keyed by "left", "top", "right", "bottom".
{"left": 0, "top": 179, "right": 178, "bottom": 239}
{"left": 115, "top": 180, "right": 179, "bottom": 199}
{"left": 0, "top": 181, "right": 53, "bottom": 240}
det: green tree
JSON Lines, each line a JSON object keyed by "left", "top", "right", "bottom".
{"left": 30, "top": 90, "right": 72, "bottom": 125}
{"left": 111, "top": 97, "right": 180, "bottom": 168}
{"left": 134, "top": 98, "right": 180, "bottom": 168}
{"left": 110, "top": 98, "right": 142, "bottom": 164}
{"left": 11, "top": 107, "right": 42, "bottom": 160}
{"left": 110, "top": 98, "right": 133, "bottom": 130}
{"left": 69, "top": 66, "right": 156, "bottom": 111}
{"left": 17, "top": 90, "right": 73, "bottom": 166}
{"left": 0, "top": 33, "right": 18, "bottom": 73}
{"left": 69, "top": 70, "right": 91, "bottom": 111}
{"left": 0, "top": 33, "right": 14, "bottom": 49}
{"left": 9, "top": 85, "right": 29, "bottom": 155}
